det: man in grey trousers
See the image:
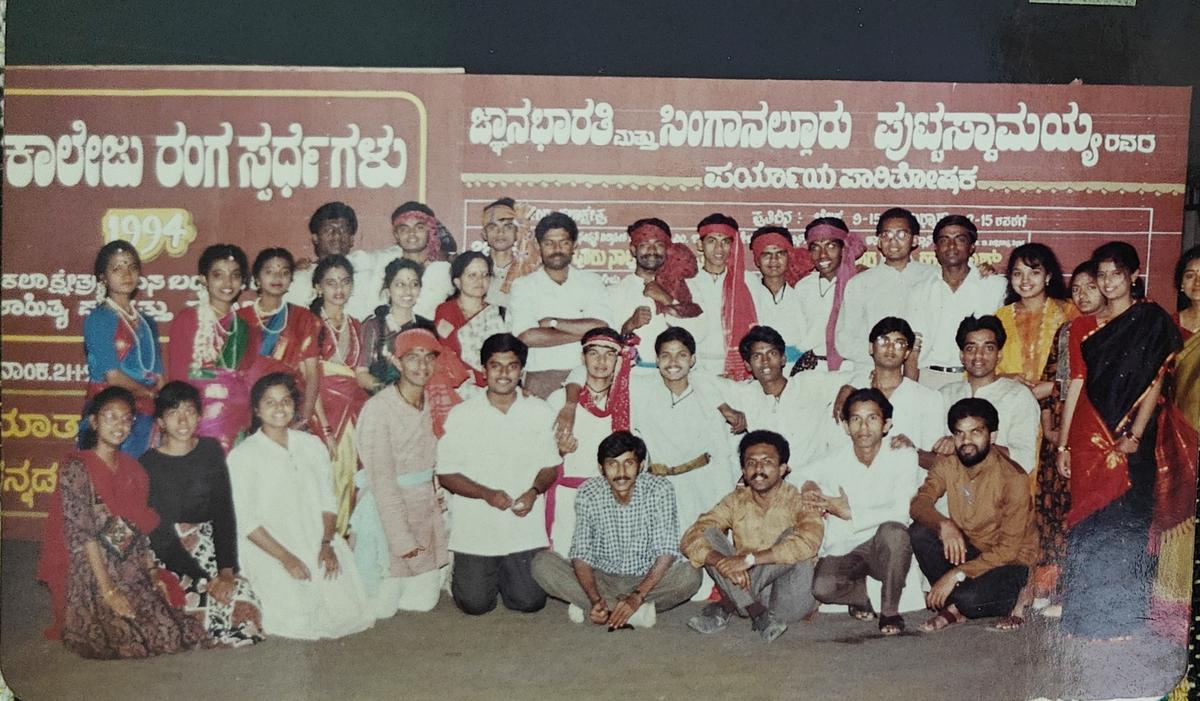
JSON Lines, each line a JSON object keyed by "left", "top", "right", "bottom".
{"left": 532, "top": 431, "right": 701, "bottom": 630}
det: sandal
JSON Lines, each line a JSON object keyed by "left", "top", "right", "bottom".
{"left": 848, "top": 604, "right": 877, "bottom": 621}
{"left": 919, "top": 607, "right": 964, "bottom": 633}
{"left": 879, "top": 614, "right": 906, "bottom": 635}
{"left": 990, "top": 615, "right": 1024, "bottom": 632}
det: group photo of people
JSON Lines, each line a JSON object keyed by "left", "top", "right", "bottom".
{"left": 36, "top": 196, "right": 1199, "bottom": 660}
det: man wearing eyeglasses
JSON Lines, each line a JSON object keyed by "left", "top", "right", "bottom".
{"left": 835, "top": 208, "right": 938, "bottom": 369}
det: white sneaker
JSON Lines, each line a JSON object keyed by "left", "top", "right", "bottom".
{"left": 567, "top": 604, "right": 585, "bottom": 624}
{"left": 627, "top": 602, "right": 657, "bottom": 629}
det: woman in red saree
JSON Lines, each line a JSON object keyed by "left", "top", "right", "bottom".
{"left": 37, "top": 387, "right": 207, "bottom": 658}
{"left": 434, "top": 251, "right": 509, "bottom": 387}
{"left": 238, "top": 248, "right": 321, "bottom": 428}
{"left": 308, "top": 255, "right": 370, "bottom": 536}
{"left": 1056, "top": 242, "right": 1184, "bottom": 639}
{"left": 166, "top": 244, "right": 255, "bottom": 453}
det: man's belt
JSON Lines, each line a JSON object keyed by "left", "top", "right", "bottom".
{"left": 649, "top": 452, "right": 711, "bottom": 476}
{"left": 927, "top": 365, "right": 966, "bottom": 373}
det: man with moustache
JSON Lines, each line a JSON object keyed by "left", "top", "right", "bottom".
{"left": 835, "top": 208, "right": 939, "bottom": 369}
{"left": 907, "top": 215, "right": 1007, "bottom": 389}
{"left": 532, "top": 431, "right": 701, "bottom": 630}
{"left": 284, "top": 202, "right": 381, "bottom": 320}
{"left": 746, "top": 226, "right": 815, "bottom": 364}
{"left": 796, "top": 388, "right": 924, "bottom": 635}
{"left": 681, "top": 430, "right": 825, "bottom": 642}
{"left": 436, "top": 333, "right": 561, "bottom": 615}
{"left": 909, "top": 398, "right": 1038, "bottom": 632}
{"left": 729, "top": 325, "right": 849, "bottom": 469}
{"left": 610, "top": 217, "right": 704, "bottom": 369}
{"left": 934, "top": 315, "right": 1040, "bottom": 473}
{"left": 509, "top": 212, "right": 613, "bottom": 398}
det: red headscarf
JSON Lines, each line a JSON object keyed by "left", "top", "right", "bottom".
{"left": 393, "top": 327, "right": 469, "bottom": 437}
{"left": 804, "top": 223, "right": 866, "bottom": 370}
{"left": 699, "top": 222, "right": 757, "bottom": 380}
{"left": 576, "top": 333, "right": 638, "bottom": 431}
{"left": 749, "top": 230, "right": 816, "bottom": 286}
{"left": 392, "top": 210, "right": 442, "bottom": 263}
{"left": 630, "top": 222, "right": 701, "bottom": 318}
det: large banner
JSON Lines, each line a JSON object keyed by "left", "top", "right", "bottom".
{"left": 1, "top": 67, "right": 1191, "bottom": 539}
{"left": 1, "top": 66, "right": 464, "bottom": 539}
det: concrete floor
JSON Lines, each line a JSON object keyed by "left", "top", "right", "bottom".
{"left": 0, "top": 540, "right": 1186, "bottom": 701}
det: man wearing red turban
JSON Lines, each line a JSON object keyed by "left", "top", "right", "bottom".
{"left": 747, "top": 226, "right": 816, "bottom": 365}
{"left": 796, "top": 217, "right": 868, "bottom": 372}
{"left": 686, "top": 213, "right": 758, "bottom": 380}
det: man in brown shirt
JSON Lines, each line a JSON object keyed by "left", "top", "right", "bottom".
{"left": 909, "top": 397, "right": 1038, "bottom": 632}
{"left": 681, "top": 430, "right": 825, "bottom": 643}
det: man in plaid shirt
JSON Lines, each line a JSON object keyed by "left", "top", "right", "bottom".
{"left": 532, "top": 431, "right": 702, "bottom": 630}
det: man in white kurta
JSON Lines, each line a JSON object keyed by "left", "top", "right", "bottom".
{"left": 937, "top": 316, "right": 1040, "bottom": 473}
{"left": 835, "top": 208, "right": 938, "bottom": 368}
{"left": 227, "top": 428, "right": 374, "bottom": 640}
{"left": 792, "top": 389, "right": 928, "bottom": 622}
{"left": 629, "top": 329, "right": 741, "bottom": 534}
{"left": 283, "top": 202, "right": 387, "bottom": 321}
{"left": 729, "top": 326, "right": 850, "bottom": 469}
{"left": 907, "top": 216, "right": 1006, "bottom": 389}
{"left": 360, "top": 203, "right": 456, "bottom": 319}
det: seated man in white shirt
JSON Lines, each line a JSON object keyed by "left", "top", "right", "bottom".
{"left": 835, "top": 208, "right": 939, "bottom": 369}
{"left": 838, "top": 316, "right": 946, "bottom": 458}
{"left": 366, "top": 201, "right": 457, "bottom": 320}
{"left": 796, "top": 388, "right": 925, "bottom": 635}
{"left": 746, "top": 226, "right": 815, "bottom": 365}
{"left": 284, "top": 201, "right": 381, "bottom": 320}
{"left": 532, "top": 431, "right": 701, "bottom": 630}
{"left": 508, "top": 212, "right": 613, "bottom": 398}
{"left": 729, "top": 325, "right": 848, "bottom": 469}
{"left": 934, "top": 315, "right": 1040, "bottom": 473}
{"left": 435, "top": 333, "right": 562, "bottom": 615}
{"left": 908, "top": 215, "right": 1007, "bottom": 389}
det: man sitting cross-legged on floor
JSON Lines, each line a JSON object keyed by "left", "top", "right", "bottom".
{"left": 532, "top": 431, "right": 701, "bottom": 630}
{"left": 681, "top": 430, "right": 825, "bottom": 643}
{"left": 795, "top": 387, "right": 924, "bottom": 636}
{"left": 909, "top": 397, "right": 1039, "bottom": 632}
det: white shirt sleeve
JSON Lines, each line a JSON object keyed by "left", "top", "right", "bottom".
{"left": 1002, "top": 384, "right": 1042, "bottom": 474}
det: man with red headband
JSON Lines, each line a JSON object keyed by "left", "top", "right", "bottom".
{"left": 613, "top": 217, "right": 704, "bottom": 368}
{"left": 369, "top": 201, "right": 456, "bottom": 319}
{"left": 747, "top": 226, "right": 816, "bottom": 364}
{"left": 546, "top": 327, "right": 636, "bottom": 553}
{"left": 795, "top": 217, "right": 867, "bottom": 372}
{"left": 480, "top": 197, "right": 539, "bottom": 310}
{"left": 686, "top": 213, "right": 758, "bottom": 379}
{"left": 509, "top": 212, "right": 614, "bottom": 398}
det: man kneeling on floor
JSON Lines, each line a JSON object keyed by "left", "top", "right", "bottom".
{"left": 532, "top": 431, "right": 701, "bottom": 630}
{"left": 797, "top": 387, "right": 924, "bottom": 636}
{"left": 681, "top": 430, "right": 825, "bottom": 642}
{"left": 909, "top": 397, "right": 1038, "bottom": 632}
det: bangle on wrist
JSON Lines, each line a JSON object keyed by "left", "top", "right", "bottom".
{"left": 321, "top": 539, "right": 332, "bottom": 546}
{"left": 1056, "top": 445, "right": 1070, "bottom": 453}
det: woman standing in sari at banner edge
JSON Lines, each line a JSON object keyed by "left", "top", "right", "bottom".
{"left": 81, "top": 241, "right": 165, "bottom": 457}
{"left": 1031, "top": 261, "right": 1104, "bottom": 608}
{"left": 994, "top": 243, "right": 1078, "bottom": 601}
{"left": 37, "top": 387, "right": 207, "bottom": 658}
{"left": 308, "top": 255, "right": 369, "bottom": 537}
{"left": 166, "top": 244, "right": 255, "bottom": 453}
{"left": 434, "top": 251, "right": 510, "bottom": 387}
{"left": 238, "top": 248, "right": 321, "bottom": 428}
{"left": 1056, "top": 242, "right": 1183, "bottom": 640}
{"left": 1146, "top": 245, "right": 1200, "bottom": 641}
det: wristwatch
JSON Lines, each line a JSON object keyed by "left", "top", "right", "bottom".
{"left": 953, "top": 570, "right": 966, "bottom": 585}
{"left": 743, "top": 553, "right": 757, "bottom": 568}
{"left": 548, "top": 318, "right": 559, "bottom": 329}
